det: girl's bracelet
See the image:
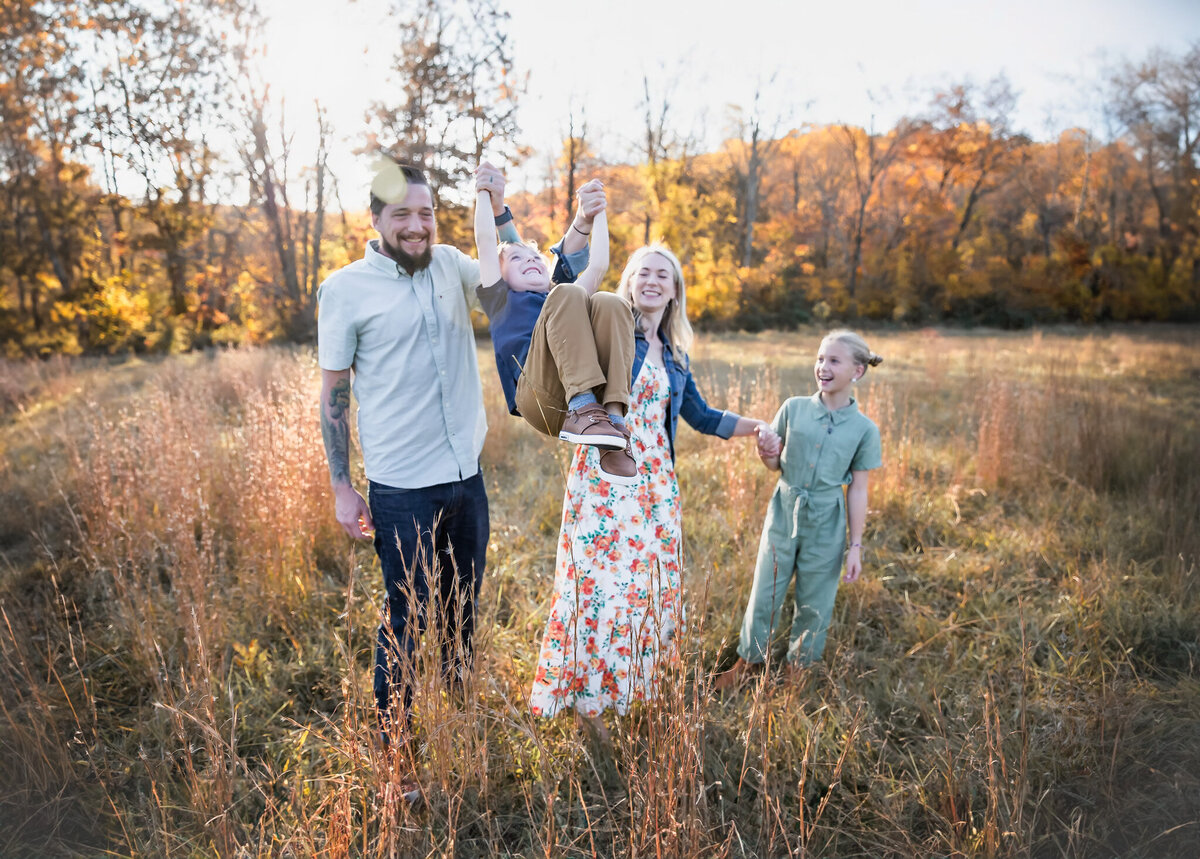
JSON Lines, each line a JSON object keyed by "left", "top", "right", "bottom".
{"left": 848, "top": 542, "right": 862, "bottom": 549}
{"left": 571, "top": 223, "right": 591, "bottom": 236}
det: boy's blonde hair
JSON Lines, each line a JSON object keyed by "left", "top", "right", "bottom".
{"left": 822, "top": 329, "right": 883, "bottom": 372}
{"left": 497, "top": 240, "right": 544, "bottom": 263}
{"left": 617, "top": 244, "right": 694, "bottom": 359}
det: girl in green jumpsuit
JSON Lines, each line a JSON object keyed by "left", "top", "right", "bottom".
{"left": 717, "top": 331, "right": 883, "bottom": 687}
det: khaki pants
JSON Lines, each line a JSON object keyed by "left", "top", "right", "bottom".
{"left": 514, "top": 283, "right": 634, "bottom": 437}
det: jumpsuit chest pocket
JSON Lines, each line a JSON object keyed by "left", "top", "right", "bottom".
{"left": 784, "top": 418, "right": 863, "bottom": 488}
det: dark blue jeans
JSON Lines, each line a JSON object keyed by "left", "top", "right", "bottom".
{"left": 368, "top": 471, "right": 489, "bottom": 724}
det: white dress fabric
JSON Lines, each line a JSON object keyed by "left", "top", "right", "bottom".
{"left": 530, "top": 359, "right": 684, "bottom": 717}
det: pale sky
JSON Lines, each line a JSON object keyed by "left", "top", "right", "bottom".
{"left": 258, "top": 0, "right": 1198, "bottom": 201}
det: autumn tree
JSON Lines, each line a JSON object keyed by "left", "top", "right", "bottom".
{"left": 236, "top": 30, "right": 334, "bottom": 345}
{"left": 0, "top": 0, "right": 95, "bottom": 349}
{"left": 835, "top": 118, "right": 919, "bottom": 306}
{"left": 1106, "top": 42, "right": 1200, "bottom": 299}
{"left": 367, "top": 0, "right": 521, "bottom": 226}
{"left": 725, "top": 84, "right": 789, "bottom": 268}
{"left": 923, "top": 76, "right": 1027, "bottom": 252}
{"left": 89, "top": 0, "right": 252, "bottom": 337}
{"left": 559, "top": 101, "right": 590, "bottom": 233}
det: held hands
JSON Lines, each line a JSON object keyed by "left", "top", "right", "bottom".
{"left": 573, "top": 179, "right": 607, "bottom": 231}
{"left": 755, "top": 423, "right": 782, "bottom": 459}
{"left": 334, "top": 483, "right": 374, "bottom": 540}
{"left": 474, "top": 162, "right": 507, "bottom": 215}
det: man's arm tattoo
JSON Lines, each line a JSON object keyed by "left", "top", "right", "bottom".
{"left": 321, "top": 378, "right": 353, "bottom": 485}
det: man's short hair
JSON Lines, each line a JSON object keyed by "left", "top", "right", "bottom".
{"left": 369, "top": 163, "right": 431, "bottom": 216}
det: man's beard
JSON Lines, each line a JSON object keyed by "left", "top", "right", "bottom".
{"left": 380, "top": 236, "right": 433, "bottom": 274}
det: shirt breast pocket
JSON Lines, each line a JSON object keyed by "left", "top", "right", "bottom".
{"left": 817, "top": 426, "right": 860, "bottom": 485}
{"left": 435, "top": 287, "right": 471, "bottom": 335}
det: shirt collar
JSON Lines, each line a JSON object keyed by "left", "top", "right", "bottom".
{"left": 364, "top": 239, "right": 409, "bottom": 278}
{"left": 810, "top": 392, "right": 859, "bottom": 425}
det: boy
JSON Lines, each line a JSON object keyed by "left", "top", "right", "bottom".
{"left": 474, "top": 179, "right": 636, "bottom": 484}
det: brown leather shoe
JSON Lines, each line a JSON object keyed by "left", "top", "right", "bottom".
{"left": 598, "top": 426, "right": 637, "bottom": 485}
{"left": 713, "top": 658, "right": 762, "bottom": 693}
{"left": 558, "top": 403, "right": 626, "bottom": 449}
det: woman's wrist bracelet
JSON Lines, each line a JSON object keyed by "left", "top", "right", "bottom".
{"left": 848, "top": 542, "right": 862, "bottom": 549}
{"left": 571, "top": 223, "right": 591, "bottom": 236}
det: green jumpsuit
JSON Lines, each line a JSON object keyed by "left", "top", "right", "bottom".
{"left": 737, "top": 393, "right": 882, "bottom": 665}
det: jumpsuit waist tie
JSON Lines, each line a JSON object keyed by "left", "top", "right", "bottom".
{"left": 778, "top": 481, "right": 845, "bottom": 540}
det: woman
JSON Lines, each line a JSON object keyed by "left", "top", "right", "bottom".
{"left": 529, "top": 245, "right": 772, "bottom": 727}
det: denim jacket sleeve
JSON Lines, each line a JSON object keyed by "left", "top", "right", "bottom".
{"left": 678, "top": 363, "right": 739, "bottom": 439}
{"left": 549, "top": 235, "right": 590, "bottom": 284}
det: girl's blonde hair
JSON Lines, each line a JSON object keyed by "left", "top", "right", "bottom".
{"left": 617, "top": 244, "right": 694, "bottom": 359}
{"left": 822, "top": 329, "right": 883, "bottom": 372}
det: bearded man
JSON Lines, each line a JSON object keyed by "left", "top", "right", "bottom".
{"left": 316, "top": 159, "right": 590, "bottom": 744}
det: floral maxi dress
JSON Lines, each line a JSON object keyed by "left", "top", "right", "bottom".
{"left": 530, "top": 359, "right": 683, "bottom": 718}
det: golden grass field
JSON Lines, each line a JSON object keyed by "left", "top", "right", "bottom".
{"left": 1, "top": 326, "right": 1198, "bottom": 858}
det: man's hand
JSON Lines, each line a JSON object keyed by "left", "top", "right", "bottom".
{"left": 334, "top": 483, "right": 374, "bottom": 540}
{"left": 573, "top": 179, "right": 607, "bottom": 230}
{"left": 475, "top": 162, "right": 507, "bottom": 216}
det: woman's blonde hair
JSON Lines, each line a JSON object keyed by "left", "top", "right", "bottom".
{"left": 822, "top": 329, "right": 883, "bottom": 372}
{"left": 617, "top": 244, "right": 694, "bottom": 359}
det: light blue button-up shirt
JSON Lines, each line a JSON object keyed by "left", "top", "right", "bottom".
{"left": 317, "top": 240, "right": 486, "bottom": 488}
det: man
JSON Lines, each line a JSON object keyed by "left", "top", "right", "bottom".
{"left": 316, "top": 159, "right": 594, "bottom": 741}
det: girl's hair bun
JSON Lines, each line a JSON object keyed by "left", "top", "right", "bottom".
{"left": 823, "top": 330, "right": 882, "bottom": 373}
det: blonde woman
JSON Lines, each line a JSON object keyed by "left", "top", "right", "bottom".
{"left": 530, "top": 245, "right": 772, "bottom": 732}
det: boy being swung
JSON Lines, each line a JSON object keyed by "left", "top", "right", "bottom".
{"left": 474, "top": 176, "right": 638, "bottom": 484}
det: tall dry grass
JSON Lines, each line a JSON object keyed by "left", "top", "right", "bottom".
{"left": 1, "top": 328, "right": 1197, "bottom": 858}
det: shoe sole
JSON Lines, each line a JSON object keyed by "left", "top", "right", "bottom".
{"left": 597, "top": 467, "right": 639, "bottom": 486}
{"left": 558, "top": 429, "right": 626, "bottom": 449}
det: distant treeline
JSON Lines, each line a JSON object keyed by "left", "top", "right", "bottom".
{"left": 1, "top": 0, "right": 1197, "bottom": 356}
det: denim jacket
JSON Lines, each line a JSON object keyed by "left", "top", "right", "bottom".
{"left": 632, "top": 327, "right": 739, "bottom": 458}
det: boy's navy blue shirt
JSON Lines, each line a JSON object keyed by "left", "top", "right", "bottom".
{"left": 477, "top": 240, "right": 582, "bottom": 417}
{"left": 476, "top": 278, "right": 544, "bottom": 416}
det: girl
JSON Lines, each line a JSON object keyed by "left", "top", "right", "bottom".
{"left": 716, "top": 330, "right": 883, "bottom": 687}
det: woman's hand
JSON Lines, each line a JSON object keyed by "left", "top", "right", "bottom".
{"left": 755, "top": 423, "right": 781, "bottom": 458}
{"left": 574, "top": 179, "right": 607, "bottom": 227}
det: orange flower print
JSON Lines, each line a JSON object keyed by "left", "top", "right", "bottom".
{"left": 529, "top": 360, "right": 683, "bottom": 720}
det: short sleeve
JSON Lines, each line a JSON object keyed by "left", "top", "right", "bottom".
{"left": 850, "top": 421, "right": 883, "bottom": 471}
{"left": 770, "top": 400, "right": 790, "bottom": 442}
{"left": 475, "top": 277, "right": 510, "bottom": 320}
{"left": 316, "top": 279, "right": 356, "bottom": 371}
{"left": 453, "top": 245, "right": 483, "bottom": 309}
